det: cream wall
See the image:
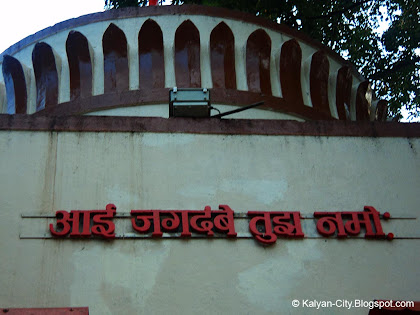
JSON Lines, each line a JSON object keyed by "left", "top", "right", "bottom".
{"left": 0, "top": 130, "right": 419, "bottom": 314}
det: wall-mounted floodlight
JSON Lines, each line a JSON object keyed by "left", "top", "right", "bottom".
{"left": 169, "top": 87, "right": 211, "bottom": 118}
{"left": 169, "top": 87, "right": 264, "bottom": 118}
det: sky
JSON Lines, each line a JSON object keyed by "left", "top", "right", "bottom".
{"left": 0, "top": 0, "right": 105, "bottom": 53}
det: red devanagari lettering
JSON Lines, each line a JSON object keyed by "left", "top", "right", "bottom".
{"left": 49, "top": 210, "right": 72, "bottom": 237}
{"left": 314, "top": 206, "right": 388, "bottom": 238}
{"left": 248, "top": 211, "right": 304, "bottom": 245}
{"left": 213, "top": 205, "right": 237, "bottom": 237}
{"left": 314, "top": 212, "right": 347, "bottom": 238}
{"left": 131, "top": 206, "right": 237, "bottom": 238}
{"left": 190, "top": 206, "right": 214, "bottom": 236}
{"left": 131, "top": 210, "right": 164, "bottom": 237}
{"left": 91, "top": 204, "right": 117, "bottom": 239}
{"left": 50, "top": 204, "right": 117, "bottom": 238}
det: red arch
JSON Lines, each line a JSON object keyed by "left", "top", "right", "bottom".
{"left": 32, "top": 42, "right": 58, "bottom": 111}
{"left": 246, "top": 29, "right": 271, "bottom": 95}
{"left": 310, "top": 51, "right": 330, "bottom": 115}
{"left": 375, "top": 100, "right": 388, "bottom": 121}
{"left": 175, "top": 20, "right": 201, "bottom": 88}
{"left": 138, "top": 19, "right": 165, "bottom": 89}
{"left": 2, "top": 55, "right": 27, "bottom": 114}
{"left": 280, "top": 39, "right": 303, "bottom": 108}
{"left": 103, "top": 23, "right": 129, "bottom": 93}
{"left": 210, "top": 22, "right": 236, "bottom": 89}
{"left": 66, "top": 31, "right": 92, "bottom": 100}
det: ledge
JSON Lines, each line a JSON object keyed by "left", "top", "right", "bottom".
{"left": 34, "top": 89, "right": 335, "bottom": 121}
{"left": 0, "top": 114, "right": 419, "bottom": 137}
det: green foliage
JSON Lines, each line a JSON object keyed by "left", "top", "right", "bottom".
{"left": 104, "top": 0, "right": 148, "bottom": 9}
{"left": 105, "top": 0, "right": 420, "bottom": 120}
{"left": 377, "top": 1, "right": 420, "bottom": 120}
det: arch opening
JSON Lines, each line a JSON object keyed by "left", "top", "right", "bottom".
{"left": 2, "top": 55, "right": 27, "bottom": 114}
{"left": 280, "top": 39, "right": 303, "bottom": 108}
{"left": 66, "top": 31, "right": 93, "bottom": 100}
{"left": 32, "top": 42, "right": 59, "bottom": 111}
{"left": 103, "top": 23, "right": 129, "bottom": 93}
{"left": 210, "top": 22, "right": 236, "bottom": 89}
{"left": 138, "top": 19, "right": 165, "bottom": 89}
{"left": 246, "top": 29, "right": 271, "bottom": 95}
{"left": 175, "top": 20, "right": 201, "bottom": 88}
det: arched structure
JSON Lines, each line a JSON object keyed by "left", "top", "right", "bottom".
{"left": 310, "top": 51, "right": 330, "bottom": 115}
{"left": 246, "top": 29, "right": 271, "bottom": 95}
{"left": 174, "top": 20, "right": 201, "bottom": 88}
{"left": 2, "top": 55, "right": 27, "bottom": 114}
{"left": 0, "top": 5, "right": 388, "bottom": 121}
{"left": 138, "top": 19, "right": 165, "bottom": 90}
{"left": 210, "top": 22, "right": 236, "bottom": 89}
{"left": 66, "top": 31, "right": 93, "bottom": 100}
{"left": 280, "top": 39, "right": 304, "bottom": 109}
{"left": 32, "top": 42, "right": 58, "bottom": 111}
{"left": 103, "top": 23, "right": 129, "bottom": 93}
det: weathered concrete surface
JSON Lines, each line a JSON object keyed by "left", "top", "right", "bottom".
{"left": 0, "top": 131, "right": 419, "bottom": 314}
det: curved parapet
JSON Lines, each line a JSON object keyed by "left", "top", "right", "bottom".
{"left": 138, "top": 19, "right": 165, "bottom": 90}
{"left": 175, "top": 20, "right": 201, "bottom": 88}
{"left": 310, "top": 51, "right": 330, "bottom": 116}
{"left": 210, "top": 22, "right": 236, "bottom": 90}
{"left": 32, "top": 42, "right": 59, "bottom": 111}
{"left": 0, "top": 5, "right": 386, "bottom": 120}
{"left": 2, "top": 55, "right": 27, "bottom": 114}
{"left": 66, "top": 31, "right": 93, "bottom": 100}
{"left": 246, "top": 29, "right": 271, "bottom": 95}
{"left": 103, "top": 23, "right": 129, "bottom": 93}
{"left": 280, "top": 39, "right": 304, "bottom": 110}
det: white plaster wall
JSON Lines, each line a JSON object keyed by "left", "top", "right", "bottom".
{"left": 0, "top": 130, "right": 419, "bottom": 314}
{"left": 85, "top": 103, "right": 304, "bottom": 120}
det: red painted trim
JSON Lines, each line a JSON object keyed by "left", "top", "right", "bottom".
{"left": 210, "top": 22, "right": 236, "bottom": 89}
{"left": 280, "top": 39, "right": 305, "bottom": 111}
{"left": 1, "top": 114, "right": 419, "bottom": 137}
{"left": 310, "top": 51, "right": 330, "bottom": 115}
{"left": 66, "top": 31, "right": 93, "bottom": 100}
{"left": 2, "top": 307, "right": 89, "bottom": 314}
{"left": 139, "top": 19, "right": 165, "bottom": 89}
{"left": 2, "top": 55, "right": 27, "bottom": 114}
{"left": 175, "top": 20, "right": 201, "bottom": 88}
{"left": 246, "top": 29, "right": 271, "bottom": 95}
{"left": 103, "top": 24, "right": 129, "bottom": 93}
{"left": 32, "top": 43, "right": 59, "bottom": 111}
